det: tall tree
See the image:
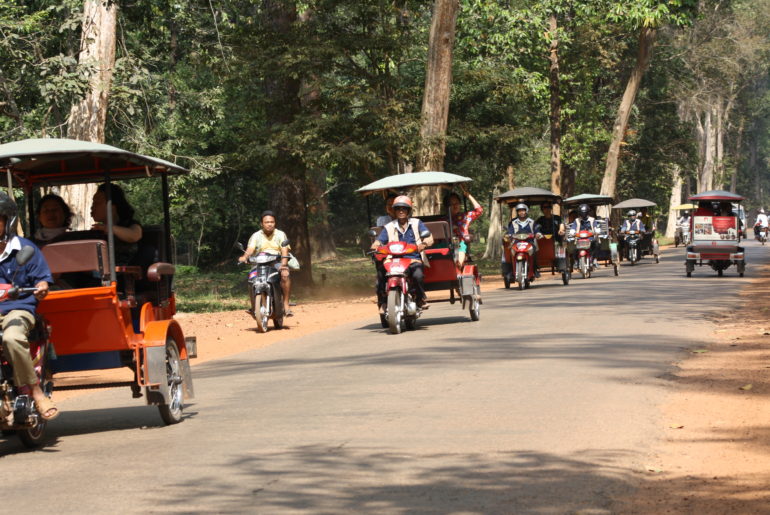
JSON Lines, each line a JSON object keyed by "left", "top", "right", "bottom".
{"left": 414, "top": 0, "right": 459, "bottom": 215}
{"left": 63, "top": 0, "right": 117, "bottom": 228}
{"left": 547, "top": 12, "right": 562, "bottom": 211}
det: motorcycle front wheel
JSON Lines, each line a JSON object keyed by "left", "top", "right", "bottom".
{"left": 516, "top": 261, "right": 525, "bottom": 290}
{"left": 18, "top": 421, "right": 46, "bottom": 448}
{"left": 256, "top": 292, "right": 270, "bottom": 333}
{"left": 579, "top": 256, "right": 588, "bottom": 279}
{"left": 387, "top": 289, "right": 404, "bottom": 335}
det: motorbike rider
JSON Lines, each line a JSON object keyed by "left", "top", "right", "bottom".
{"left": 0, "top": 192, "right": 56, "bottom": 420}
{"left": 239, "top": 211, "right": 293, "bottom": 316}
{"left": 371, "top": 195, "right": 434, "bottom": 309}
{"left": 618, "top": 210, "right": 646, "bottom": 258}
{"left": 677, "top": 210, "right": 691, "bottom": 227}
{"left": 445, "top": 184, "right": 483, "bottom": 269}
{"left": 568, "top": 203, "right": 600, "bottom": 265}
{"left": 754, "top": 208, "right": 768, "bottom": 232}
{"left": 507, "top": 203, "right": 542, "bottom": 277}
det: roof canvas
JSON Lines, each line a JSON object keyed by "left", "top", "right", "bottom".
{"left": 356, "top": 171, "right": 472, "bottom": 194}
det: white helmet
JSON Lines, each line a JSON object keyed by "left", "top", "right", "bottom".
{"left": 761, "top": 208, "right": 765, "bottom": 214}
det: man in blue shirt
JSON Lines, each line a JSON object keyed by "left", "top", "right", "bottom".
{"left": 372, "top": 195, "right": 434, "bottom": 308}
{"left": 0, "top": 192, "right": 56, "bottom": 420}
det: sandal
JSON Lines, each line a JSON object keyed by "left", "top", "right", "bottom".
{"left": 285, "top": 310, "right": 294, "bottom": 317}
{"left": 35, "top": 397, "right": 60, "bottom": 421}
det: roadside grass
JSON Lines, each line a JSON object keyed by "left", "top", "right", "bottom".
{"left": 174, "top": 246, "right": 503, "bottom": 313}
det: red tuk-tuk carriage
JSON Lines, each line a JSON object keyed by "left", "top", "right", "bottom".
{"left": 357, "top": 172, "right": 481, "bottom": 333}
{"left": 494, "top": 187, "right": 570, "bottom": 289}
{"left": 685, "top": 190, "right": 746, "bottom": 277}
{"left": 0, "top": 138, "right": 195, "bottom": 446}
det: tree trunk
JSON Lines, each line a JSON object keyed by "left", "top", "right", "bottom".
{"left": 62, "top": 0, "right": 117, "bottom": 229}
{"left": 483, "top": 166, "right": 514, "bottom": 260}
{"left": 598, "top": 27, "right": 656, "bottom": 216}
{"left": 263, "top": 0, "right": 312, "bottom": 286}
{"left": 482, "top": 187, "right": 502, "bottom": 261}
{"left": 548, "top": 13, "right": 562, "bottom": 215}
{"left": 699, "top": 107, "right": 715, "bottom": 193}
{"left": 730, "top": 118, "right": 743, "bottom": 193}
{"left": 561, "top": 162, "right": 576, "bottom": 198}
{"left": 665, "top": 165, "right": 683, "bottom": 238}
{"left": 307, "top": 169, "right": 338, "bottom": 261}
{"left": 412, "top": 0, "right": 459, "bottom": 217}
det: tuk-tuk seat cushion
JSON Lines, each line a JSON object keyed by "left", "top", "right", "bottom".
{"left": 41, "top": 239, "right": 109, "bottom": 281}
{"left": 423, "top": 221, "right": 451, "bottom": 242}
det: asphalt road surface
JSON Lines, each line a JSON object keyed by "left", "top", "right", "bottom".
{"left": 2, "top": 242, "right": 767, "bottom": 514}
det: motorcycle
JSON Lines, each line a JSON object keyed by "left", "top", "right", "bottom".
{"left": 623, "top": 230, "right": 641, "bottom": 264}
{"left": 237, "top": 243, "right": 285, "bottom": 333}
{"left": 377, "top": 232, "right": 431, "bottom": 334}
{"left": 572, "top": 230, "right": 595, "bottom": 278}
{"left": 674, "top": 222, "right": 691, "bottom": 247}
{"left": 0, "top": 246, "right": 54, "bottom": 448}
{"left": 754, "top": 223, "right": 767, "bottom": 245}
{"left": 503, "top": 232, "right": 536, "bottom": 290}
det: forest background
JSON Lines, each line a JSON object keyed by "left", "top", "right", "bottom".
{"left": 1, "top": 0, "right": 770, "bottom": 290}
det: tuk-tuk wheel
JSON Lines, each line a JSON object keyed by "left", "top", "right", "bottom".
{"left": 655, "top": 255, "right": 660, "bottom": 264}
{"left": 469, "top": 295, "right": 480, "bottom": 321}
{"left": 562, "top": 272, "right": 569, "bottom": 285}
{"left": 717, "top": 269, "right": 724, "bottom": 277}
{"left": 158, "top": 338, "right": 184, "bottom": 425}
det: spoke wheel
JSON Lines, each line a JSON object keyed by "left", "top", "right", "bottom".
{"left": 158, "top": 338, "right": 184, "bottom": 425}
{"left": 387, "top": 289, "right": 403, "bottom": 335}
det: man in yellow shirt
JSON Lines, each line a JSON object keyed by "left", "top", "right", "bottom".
{"left": 238, "top": 211, "right": 292, "bottom": 316}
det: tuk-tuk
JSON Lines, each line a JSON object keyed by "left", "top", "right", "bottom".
{"left": 0, "top": 138, "right": 195, "bottom": 445}
{"left": 495, "top": 187, "right": 570, "bottom": 288}
{"left": 563, "top": 193, "right": 620, "bottom": 278}
{"left": 685, "top": 190, "right": 746, "bottom": 277}
{"left": 357, "top": 171, "right": 481, "bottom": 333}
{"left": 612, "top": 198, "right": 660, "bottom": 264}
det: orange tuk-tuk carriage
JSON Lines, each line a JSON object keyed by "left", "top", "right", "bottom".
{"left": 0, "top": 138, "right": 195, "bottom": 439}
{"left": 358, "top": 172, "right": 482, "bottom": 333}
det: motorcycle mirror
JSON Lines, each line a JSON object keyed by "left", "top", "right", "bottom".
{"left": 368, "top": 229, "right": 378, "bottom": 238}
{"left": 419, "top": 230, "right": 432, "bottom": 239}
{"left": 234, "top": 241, "right": 245, "bottom": 252}
{"left": 15, "top": 246, "right": 35, "bottom": 266}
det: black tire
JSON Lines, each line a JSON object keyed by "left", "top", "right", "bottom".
{"left": 686, "top": 271, "right": 692, "bottom": 277}
{"left": 18, "top": 421, "right": 47, "bottom": 448}
{"left": 580, "top": 257, "right": 588, "bottom": 279}
{"left": 614, "top": 264, "right": 619, "bottom": 276}
{"left": 469, "top": 294, "right": 480, "bottom": 321}
{"left": 405, "top": 316, "right": 416, "bottom": 331}
{"left": 503, "top": 276, "right": 511, "bottom": 289}
{"left": 516, "top": 261, "right": 525, "bottom": 290}
{"left": 562, "top": 271, "right": 570, "bottom": 285}
{"left": 655, "top": 254, "right": 660, "bottom": 264}
{"left": 379, "top": 314, "right": 388, "bottom": 328}
{"left": 387, "top": 289, "right": 403, "bottom": 335}
{"left": 158, "top": 338, "right": 184, "bottom": 425}
{"left": 718, "top": 268, "right": 724, "bottom": 277}
{"left": 255, "top": 292, "right": 269, "bottom": 333}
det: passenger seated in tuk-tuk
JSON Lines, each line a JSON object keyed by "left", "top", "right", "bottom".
{"left": 534, "top": 202, "right": 565, "bottom": 242}
{"left": 506, "top": 203, "right": 541, "bottom": 277}
{"left": 33, "top": 194, "right": 73, "bottom": 245}
{"left": 90, "top": 184, "right": 143, "bottom": 265}
{"left": 375, "top": 193, "right": 397, "bottom": 227}
{"left": 445, "top": 185, "right": 483, "bottom": 268}
{"left": 372, "top": 195, "right": 434, "bottom": 309}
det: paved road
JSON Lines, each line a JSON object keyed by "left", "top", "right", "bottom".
{"left": 2, "top": 242, "right": 768, "bottom": 514}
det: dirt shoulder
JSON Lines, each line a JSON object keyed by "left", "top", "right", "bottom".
{"left": 617, "top": 263, "right": 770, "bottom": 513}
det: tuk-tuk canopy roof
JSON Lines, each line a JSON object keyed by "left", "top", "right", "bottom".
{"left": 495, "top": 187, "right": 561, "bottom": 204}
{"left": 688, "top": 190, "right": 745, "bottom": 202}
{"left": 563, "top": 193, "right": 614, "bottom": 206}
{"left": 0, "top": 138, "right": 189, "bottom": 189}
{"left": 612, "top": 198, "right": 656, "bottom": 209}
{"left": 356, "top": 171, "right": 472, "bottom": 195}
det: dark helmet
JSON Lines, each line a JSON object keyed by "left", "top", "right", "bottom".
{"left": 578, "top": 203, "right": 591, "bottom": 219}
{"left": 0, "top": 191, "right": 18, "bottom": 240}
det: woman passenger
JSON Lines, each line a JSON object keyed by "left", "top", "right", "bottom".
{"left": 34, "top": 194, "right": 73, "bottom": 244}
{"left": 90, "top": 183, "right": 142, "bottom": 264}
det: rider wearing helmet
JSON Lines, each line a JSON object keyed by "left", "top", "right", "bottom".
{"left": 506, "top": 203, "right": 542, "bottom": 277}
{"left": 372, "top": 195, "right": 435, "bottom": 309}
{"left": 0, "top": 191, "right": 57, "bottom": 421}
{"left": 618, "top": 209, "right": 646, "bottom": 259}
{"left": 568, "top": 203, "right": 600, "bottom": 263}
{"left": 754, "top": 208, "right": 768, "bottom": 229}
